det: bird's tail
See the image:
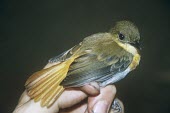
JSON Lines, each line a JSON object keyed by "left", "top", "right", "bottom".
{"left": 25, "top": 57, "right": 75, "bottom": 107}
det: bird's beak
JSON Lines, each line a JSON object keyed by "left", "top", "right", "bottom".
{"left": 130, "top": 41, "right": 142, "bottom": 50}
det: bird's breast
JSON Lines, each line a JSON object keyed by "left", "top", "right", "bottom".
{"left": 129, "top": 53, "right": 140, "bottom": 70}
{"left": 113, "top": 40, "right": 141, "bottom": 70}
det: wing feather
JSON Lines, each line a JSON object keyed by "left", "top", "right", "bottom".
{"left": 61, "top": 42, "right": 133, "bottom": 87}
{"left": 25, "top": 43, "right": 81, "bottom": 107}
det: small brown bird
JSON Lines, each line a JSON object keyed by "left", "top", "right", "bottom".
{"left": 23, "top": 20, "right": 141, "bottom": 108}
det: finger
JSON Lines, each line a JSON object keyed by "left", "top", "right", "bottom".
{"left": 59, "top": 100, "right": 87, "bottom": 113}
{"left": 80, "top": 82, "right": 100, "bottom": 96}
{"left": 57, "top": 88, "right": 88, "bottom": 109}
{"left": 58, "top": 82, "right": 100, "bottom": 113}
{"left": 87, "top": 85, "right": 116, "bottom": 113}
{"left": 46, "top": 88, "right": 87, "bottom": 113}
{"left": 59, "top": 82, "right": 100, "bottom": 113}
{"left": 44, "top": 83, "right": 101, "bottom": 113}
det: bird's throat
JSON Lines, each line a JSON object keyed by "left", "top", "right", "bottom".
{"left": 114, "top": 40, "right": 141, "bottom": 70}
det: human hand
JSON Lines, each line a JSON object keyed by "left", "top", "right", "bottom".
{"left": 58, "top": 84, "right": 117, "bottom": 113}
{"left": 14, "top": 83, "right": 123, "bottom": 113}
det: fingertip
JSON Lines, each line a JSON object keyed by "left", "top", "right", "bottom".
{"left": 87, "top": 85, "right": 117, "bottom": 113}
{"left": 103, "top": 85, "right": 116, "bottom": 95}
{"left": 89, "top": 82, "right": 100, "bottom": 91}
{"left": 92, "top": 100, "right": 109, "bottom": 113}
{"left": 80, "top": 82, "right": 100, "bottom": 96}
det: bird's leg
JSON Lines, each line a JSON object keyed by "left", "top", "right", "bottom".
{"left": 110, "top": 98, "right": 124, "bottom": 113}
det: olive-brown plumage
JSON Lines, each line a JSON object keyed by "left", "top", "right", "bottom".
{"left": 25, "top": 20, "right": 141, "bottom": 107}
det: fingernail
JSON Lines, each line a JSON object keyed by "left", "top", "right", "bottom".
{"left": 93, "top": 100, "right": 109, "bottom": 113}
{"left": 89, "top": 82, "right": 100, "bottom": 91}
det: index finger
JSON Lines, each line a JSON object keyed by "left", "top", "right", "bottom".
{"left": 86, "top": 85, "right": 116, "bottom": 113}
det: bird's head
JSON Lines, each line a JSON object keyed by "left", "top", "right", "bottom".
{"left": 110, "top": 20, "right": 141, "bottom": 50}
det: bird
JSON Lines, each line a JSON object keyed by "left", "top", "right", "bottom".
{"left": 23, "top": 20, "right": 141, "bottom": 108}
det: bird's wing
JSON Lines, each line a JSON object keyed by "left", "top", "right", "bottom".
{"left": 49, "top": 45, "right": 82, "bottom": 63}
{"left": 61, "top": 41, "right": 133, "bottom": 87}
{"left": 25, "top": 43, "right": 82, "bottom": 107}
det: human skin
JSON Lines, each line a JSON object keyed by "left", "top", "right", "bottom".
{"left": 59, "top": 84, "right": 117, "bottom": 113}
{"left": 13, "top": 84, "right": 117, "bottom": 113}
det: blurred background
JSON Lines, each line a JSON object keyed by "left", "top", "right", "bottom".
{"left": 1, "top": 0, "right": 170, "bottom": 113}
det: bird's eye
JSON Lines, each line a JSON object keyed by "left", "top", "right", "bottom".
{"left": 118, "top": 33, "right": 125, "bottom": 40}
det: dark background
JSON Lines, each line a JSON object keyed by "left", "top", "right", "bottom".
{"left": 1, "top": 0, "right": 170, "bottom": 113}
